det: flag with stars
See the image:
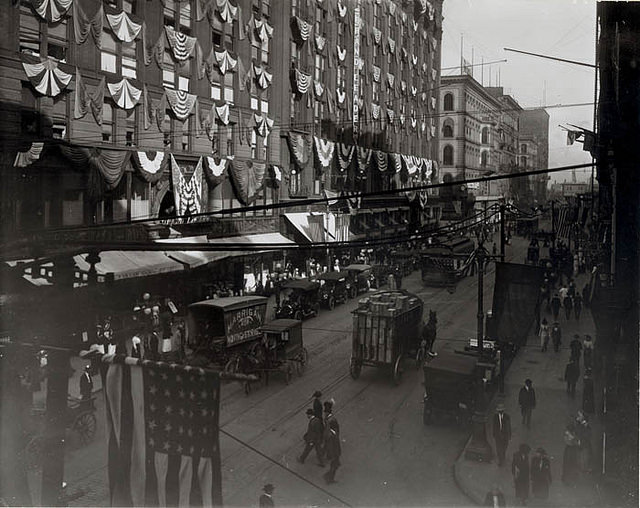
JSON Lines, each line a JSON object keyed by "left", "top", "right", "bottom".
{"left": 105, "top": 358, "right": 221, "bottom": 507}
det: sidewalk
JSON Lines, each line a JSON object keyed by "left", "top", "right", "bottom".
{"left": 454, "top": 271, "right": 604, "bottom": 506}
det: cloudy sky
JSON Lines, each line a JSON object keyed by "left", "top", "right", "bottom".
{"left": 440, "top": 0, "right": 597, "bottom": 183}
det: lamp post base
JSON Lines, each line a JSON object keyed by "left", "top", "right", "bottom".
{"left": 465, "top": 411, "right": 493, "bottom": 463}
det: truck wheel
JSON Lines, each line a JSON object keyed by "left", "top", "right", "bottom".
{"left": 393, "top": 355, "right": 403, "bottom": 385}
{"left": 349, "top": 358, "right": 361, "bottom": 379}
{"left": 328, "top": 297, "right": 335, "bottom": 310}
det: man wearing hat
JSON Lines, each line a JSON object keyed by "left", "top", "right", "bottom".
{"left": 258, "top": 484, "right": 275, "bottom": 507}
{"left": 531, "top": 447, "right": 552, "bottom": 499}
{"left": 298, "top": 408, "right": 324, "bottom": 466}
{"left": 511, "top": 443, "right": 531, "bottom": 505}
{"left": 492, "top": 402, "right": 511, "bottom": 466}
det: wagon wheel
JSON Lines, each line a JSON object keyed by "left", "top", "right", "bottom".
{"left": 294, "top": 310, "right": 303, "bottom": 321}
{"left": 74, "top": 411, "right": 97, "bottom": 444}
{"left": 296, "top": 347, "right": 309, "bottom": 376}
{"left": 284, "top": 363, "right": 293, "bottom": 385}
{"left": 25, "top": 435, "right": 44, "bottom": 471}
{"left": 392, "top": 355, "right": 403, "bottom": 385}
{"left": 349, "top": 357, "right": 362, "bottom": 379}
{"left": 328, "top": 296, "right": 335, "bottom": 310}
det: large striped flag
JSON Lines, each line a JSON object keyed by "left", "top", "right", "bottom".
{"left": 105, "top": 358, "right": 222, "bottom": 507}
{"left": 555, "top": 205, "right": 572, "bottom": 239}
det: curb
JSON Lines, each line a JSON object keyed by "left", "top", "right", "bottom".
{"left": 453, "top": 435, "right": 486, "bottom": 506}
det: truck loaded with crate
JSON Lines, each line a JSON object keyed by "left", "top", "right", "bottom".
{"left": 349, "top": 290, "right": 424, "bottom": 385}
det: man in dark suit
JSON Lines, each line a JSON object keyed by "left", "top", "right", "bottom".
{"left": 79, "top": 365, "right": 93, "bottom": 407}
{"left": 298, "top": 409, "right": 324, "bottom": 466}
{"left": 492, "top": 402, "right": 511, "bottom": 466}
{"left": 518, "top": 379, "right": 536, "bottom": 427}
{"left": 258, "top": 484, "right": 275, "bottom": 507}
{"left": 313, "top": 390, "right": 323, "bottom": 419}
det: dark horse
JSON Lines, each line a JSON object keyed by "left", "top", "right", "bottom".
{"left": 422, "top": 310, "right": 438, "bottom": 354}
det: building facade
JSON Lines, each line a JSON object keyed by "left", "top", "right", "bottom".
{"left": 0, "top": 0, "right": 444, "bottom": 278}
{"left": 519, "top": 108, "right": 549, "bottom": 204}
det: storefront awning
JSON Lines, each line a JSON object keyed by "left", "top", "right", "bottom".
{"left": 74, "top": 251, "right": 185, "bottom": 280}
{"left": 156, "top": 236, "right": 232, "bottom": 268}
{"left": 283, "top": 213, "right": 325, "bottom": 243}
{"left": 208, "top": 232, "right": 294, "bottom": 247}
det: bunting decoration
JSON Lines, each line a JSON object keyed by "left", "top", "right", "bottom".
{"left": 412, "top": 54, "right": 418, "bottom": 66}
{"left": 215, "top": 102, "right": 230, "bottom": 125}
{"left": 171, "top": 155, "right": 203, "bottom": 215}
{"left": 430, "top": 96, "right": 436, "bottom": 110}
{"left": 254, "top": 18, "right": 274, "bottom": 41}
{"left": 73, "top": 2, "right": 103, "bottom": 46}
{"left": 402, "top": 154, "right": 421, "bottom": 175}
{"left": 144, "top": 27, "right": 165, "bottom": 67}
{"left": 74, "top": 68, "right": 88, "bottom": 119}
{"left": 214, "top": 48, "right": 238, "bottom": 74}
{"left": 291, "top": 16, "right": 312, "bottom": 43}
{"left": 254, "top": 113, "right": 274, "bottom": 144}
{"left": 388, "top": 38, "right": 396, "bottom": 54}
{"left": 411, "top": 85, "right": 417, "bottom": 97}
{"left": 59, "top": 145, "right": 131, "bottom": 193}
{"left": 387, "top": 108, "right": 395, "bottom": 124}
{"left": 336, "top": 88, "right": 346, "bottom": 105}
{"left": 432, "top": 68, "right": 437, "bottom": 80}
{"left": 107, "top": 78, "right": 142, "bottom": 110}
{"left": 253, "top": 63, "right": 273, "bottom": 89}
{"left": 287, "top": 132, "right": 311, "bottom": 169}
{"left": 387, "top": 72, "right": 395, "bottom": 89}
{"left": 164, "top": 89, "right": 198, "bottom": 120}
{"left": 216, "top": 0, "right": 238, "bottom": 23}
{"left": 356, "top": 146, "right": 371, "bottom": 173}
{"left": 32, "top": 0, "right": 72, "bottom": 23}
{"left": 372, "top": 65, "right": 381, "bottom": 82}
{"left": 375, "top": 150, "right": 388, "bottom": 172}
{"left": 372, "top": 103, "right": 381, "bottom": 119}
{"left": 313, "top": 80, "right": 324, "bottom": 98}
{"left": 106, "top": 9, "right": 142, "bottom": 43}
{"left": 372, "top": 26, "right": 382, "bottom": 45}
{"left": 337, "top": 46, "right": 347, "bottom": 62}
{"left": 431, "top": 36, "right": 438, "bottom": 51}
{"left": 292, "top": 68, "right": 312, "bottom": 94}
{"left": 155, "top": 92, "right": 167, "bottom": 132}
{"left": 270, "top": 165, "right": 282, "bottom": 188}
{"left": 22, "top": 56, "right": 72, "bottom": 97}
{"left": 130, "top": 150, "right": 167, "bottom": 183}
{"left": 164, "top": 26, "right": 197, "bottom": 61}
{"left": 91, "top": 77, "right": 106, "bottom": 125}
{"left": 391, "top": 153, "right": 402, "bottom": 174}
{"left": 228, "top": 159, "right": 265, "bottom": 205}
{"left": 337, "top": 1, "right": 347, "bottom": 18}
{"left": 422, "top": 62, "right": 428, "bottom": 73}
{"left": 412, "top": 20, "right": 419, "bottom": 32}
{"left": 314, "top": 136, "right": 335, "bottom": 169}
{"left": 142, "top": 85, "right": 153, "bottom": 130}
{"left": 14, "top": 142, "right": 44, "bottom": 168}
{"left": 336, "top": 143, "right": 355, "bottom": 172}
{"left": 203, "top": 156, "right": 228, "bottom": 187}
{"left": 401, "top": 80, "right": 407, "bottom": 94}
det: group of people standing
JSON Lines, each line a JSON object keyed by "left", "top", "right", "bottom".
{"left": 298, "top": 391, "right": 342, "bottom": 484}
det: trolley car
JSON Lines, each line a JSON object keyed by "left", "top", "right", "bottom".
{"left": 420, "top": 237, "right": 475, "bottom": 287}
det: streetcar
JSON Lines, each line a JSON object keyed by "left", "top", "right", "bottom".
{"left": 420, "top": 237, "right": 475, "bottom": 287}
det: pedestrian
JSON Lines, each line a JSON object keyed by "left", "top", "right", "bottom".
{"left": 562, "top": 423, "right": 581, "bottom": 485}
{"left": 568, "top": 279, "right": 576, "bottom": 297}
{"left": 259, "top": 484, "right": 275, "bottom": 507}
{"left": 550, "top": 293, "right": 562, "bottom": 320}
{"left": 582, "top": 368, "right": 595, "bottom": 414}
{"left": 573, "top": 293, "right": 583, "bottom": 320}
{"left": 387, "top": 272, "right": 397, "bottom": 290}
{"left": 539, "top": 318, "right": 550, "bottom": 352}
{"left": 298, "top": 408, "right": 325, "bottom": 466}
{"left": 323, "top": 419, "right": 341, "bottom": 484}
{"left": 79, "top": 365, "right": 93, "bottom": 405}
{"left": 563, "top": 294, "right": 573, "bottom": 320}
{"left": 324, "top": 399, "right": 339, "bottom": 437}
{"left": 583, "top": 335, "right": 594, "bottom": 370}
{"left": 518, "top": 379, "right": 536, "bottom": 428}
{"left": 312, "top": 390, "right": 323, "bottom": 419}
{"left": 564, "top": 358, "right": 580, "bottom": 398}
{"left": 558, "top": 284, "right": 569, "bottom": 301}
{"left": 531, "top": 447, "right": 552, "bottom": 499}
{"left": 575, "top": 410, "right": 593, "bottom": 472}
{"left": 492, "top": 402, "right": 511, "bottom": 467}
{"left": 551, "top": 322, "right": 562, "bottom": 353}
{"left": 512, "top": 443, "right": 531, "bottom": 505}
{"left": 483, "top": 484, "right": 506, "bottom": 507}
{"left": 570, "top": 335, "right": 583, "bottom": 366}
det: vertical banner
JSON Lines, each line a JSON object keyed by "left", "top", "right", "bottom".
{"left": 352, "top": 0, "right": 361, "bottom": 140}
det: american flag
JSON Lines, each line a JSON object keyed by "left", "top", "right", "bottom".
{"left": 105, "top": 359, "right": 222, "bottom": 507}
{"left": 555, "top": 205, "right": 572, "bottom": 239}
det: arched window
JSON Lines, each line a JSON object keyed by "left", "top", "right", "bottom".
{"left": 443, "top": 93, "right": 454, "bottom": 111}
{"left": 481, "top": 151, "right": 488, "bottom": 167}
{"left": 481, "top": 127, "right": 489, "bottom": 144}
{"left": 443, "top": 145, "right": 454, "bottom": 166}
{"left": 521, "top": 144, "right": 527, "bottom": 154}
{"left": 442, "top": 119, "right": 454, "bottom": 138}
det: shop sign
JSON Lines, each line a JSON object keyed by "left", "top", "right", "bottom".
{"left": 224, "top": 304, "right": 266, "bottom": 346}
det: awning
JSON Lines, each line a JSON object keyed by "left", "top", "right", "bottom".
{"left": 283, "top": 213, "right": 324, "bottom": 243}
{"left": 156, "top": 235, "right": 231, "bottom": 268}
{"left": 74, "top": 251, "right": 185, "bottom": 280}
{"left": 208, "top": 232, "right": 294, "bottom": 246}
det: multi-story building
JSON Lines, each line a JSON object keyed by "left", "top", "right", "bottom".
{"left": 0, "top": 0, "right": 444, "bottom": 271}
{"left": 519, "top": 108, "right": 549, "bottom": 204}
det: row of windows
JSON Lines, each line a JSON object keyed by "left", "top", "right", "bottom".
{"left": 442, "top": 145, "right": 490, "bottom": 168}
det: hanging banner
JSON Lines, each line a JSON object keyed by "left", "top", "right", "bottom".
{"left": 171, "top": 155, "right": 204, "bottom": 215}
